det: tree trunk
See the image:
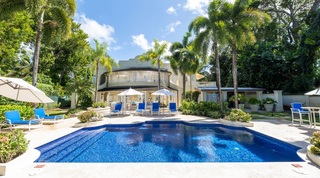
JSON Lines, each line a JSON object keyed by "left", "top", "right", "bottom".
{"left": 157, "top": 58, "right": 161, "bottom": 90}
{"left": 95, "top": 60, "right": 99, "bottom": 102}
{"left": 189, "top": 74, "right": 193, "bottom": 101}
{"left": 214, "top": 42, "right": 223, "bottom": 111}
{"left": 232, "top": 39, "right": 239, "bottom": 109}
{"left": 32, "top": 10, "right": 45, "bottom": 86}
{"left": 182, "top": 74, "right": 186, "bottom": 99}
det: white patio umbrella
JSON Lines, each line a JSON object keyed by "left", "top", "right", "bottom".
{"left": 305, "top": 88, "right": 320, "bottom": 95}
{"left": 118, "top": 88, "right": 143, "bottom": 114}
{"left": 151, "top": 88, "right": 175, "bottom": 96}
{"left": 0, "top": 77, "right": 54, "bottom": 103}
{"left": 118, "top": 87, "right": 144, "bottom": 96}
{"left": 152, "top": 88, "right": 175, "bottom": 115}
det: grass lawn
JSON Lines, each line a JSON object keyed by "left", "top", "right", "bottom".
{"left": 250, "top": 111, "right": 291, "bottom": 120}
{"left": 46, "top": 108, "right": 69, "bottom": 115}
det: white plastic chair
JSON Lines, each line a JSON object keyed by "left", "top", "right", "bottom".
{"left": 290, "top": 102, "right": 311, "bottom": 126}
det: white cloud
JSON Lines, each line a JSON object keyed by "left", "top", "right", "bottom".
{"left": 111, "top": 46, "right": 122, "bottom": 51}
{"left": 74, "top": 13, "right": 116, "bottom": 47}
{"left": 166, "top": 7, "right": 177, "bottom": 15}
{"left": 183, "top": 0, "right": 210, "bottom": 15}
{"left": 132, "top": 34, "right": 151, "bottom": 51}
{"left": 166, "top": 21, "right": 181, "bottom": 33}
{"left": 131, "top": 36, "right": 171, "bottom": 57}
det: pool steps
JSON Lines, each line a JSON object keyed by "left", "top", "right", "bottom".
{"left": 35, "top": 129, "right": 105, "bottom": 162}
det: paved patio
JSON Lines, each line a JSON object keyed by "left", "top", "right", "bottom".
{"left": 2, "top": 113, "right": 320, "bottom": 178}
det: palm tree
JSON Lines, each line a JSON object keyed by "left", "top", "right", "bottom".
{"left": 138, "top": 39, "right": 168, "bottom": 90}
{"left": 92, "top": 39, "right": 117, "bottom": 102}
{"left": 189, "top": 0, "right": 227, "bottom": 110}
{"left": 65, "top": 77, "right": 93, "bottom": 108}
{"left": 222, "top": 0, "right": 270, "bottom": 108}
{"left": 0, "top": 0, "right": 76, "bottom": 86}
{"left": 168, "top": 32, "right": 199, "bottom": 100}
{"left": 185, "top": 45, "right": 200, "bottom": 101}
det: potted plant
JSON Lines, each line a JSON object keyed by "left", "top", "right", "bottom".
{"left": 307, "top": 131, "right": 320, "bottom": 166}
{"left": 262, "top": 98, "right": 277, "bottom": 112}
{"left": 248, "top": 97, "right": 260, "bottom": 112}
{"left": 229, "top": 94, "right": 246, "bottom": 110}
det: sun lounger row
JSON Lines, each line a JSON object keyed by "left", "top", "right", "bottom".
{"left": 3, "top": 108, "right": 64, "bottom": 131}
{"left": 109, "top": 102, "right": 178, "bottom": 116}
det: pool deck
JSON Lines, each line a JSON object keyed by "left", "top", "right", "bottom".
{"left": 2, "top": 112, "right": 320, "bottom": 178}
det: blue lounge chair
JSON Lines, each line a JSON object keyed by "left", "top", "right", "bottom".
{"left": 110, "top": 103, "right": 122, "bottom": 116}
{"left": 151, "top": 102, "right": 160, "bottom": 116}
{"left": 34, "top": 108, "right": 64, "bottom": 124}
{"left": 169, "top": 102, "right": 178, "bottom": 115}
{"left": 5, "top": 110, "right": 42, "bottom": 131}
{"left": 290, "top": 102, "right": 311, "bottom": 126}
{"left": 135, "top": 103, "right": 145, "bottom": 115}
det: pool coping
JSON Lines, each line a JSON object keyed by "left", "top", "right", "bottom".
{"left": 2, "top": 114, "right": 320, "bottom": 177}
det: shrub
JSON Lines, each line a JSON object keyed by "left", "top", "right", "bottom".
{"left": 310, "top": 131, "right": 320, "bottom": 155}
{"left": 226, "top": 109, "right": 252, "bottom": 122}
{"left": 77, "top": 111, "right": 103, "bottom": 123}
{"left": 92, "top": 102, "right": 106, "bottom": 108}
{"left": 248, "top": 97, "right": 260, "bottom": 105}
{"left": 0, "top": 130, "right": 29, "bottom": 163}
{"left": 186, "top": 90, "right": 201, "bottom": 102}
{"left": 229, "top": 94, "right": 246, "bottom": 104}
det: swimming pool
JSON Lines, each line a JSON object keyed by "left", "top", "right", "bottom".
{"left": 35, "top": 121, "right": 303, "bottom": 162}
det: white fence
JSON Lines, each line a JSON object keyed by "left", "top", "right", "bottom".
{"left": 283, "top": 95, "right": 320, "bottom": 107}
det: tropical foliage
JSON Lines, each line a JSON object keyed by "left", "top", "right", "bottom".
{"left": 139, "top": 39, "right": 168, "bottom": 90}
{"left": 189, "top": 0, "right": 226, "bottom": 111}
{"left": 0, "top": 0, "right": 77, "bottom": 86}
{"left": 167, "top": 32, "right": 199, "bottom": 99}
{"left": 91, "top": 39, "right": 117, "bottom": 102}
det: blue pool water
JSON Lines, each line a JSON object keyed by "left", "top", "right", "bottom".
{"left": 35, "top": 121, "right": 303, "bottom": 162}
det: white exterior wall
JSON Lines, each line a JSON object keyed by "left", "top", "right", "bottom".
{"left": 282, "top": 95, "right": 310, "bottom": 107}
{"left": 94, "top": 57, "right": 199, "bottom": 106}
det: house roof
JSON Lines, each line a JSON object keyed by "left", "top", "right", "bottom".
{"left": 98, "top": 85, "right": 178, "bottom": 92}
{"left": 112, "top": 67, "right": 171, "bottom": 73}
{"left": 197, "top": 86, "right": 265, "bottom": 92}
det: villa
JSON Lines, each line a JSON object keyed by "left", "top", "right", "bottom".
{"left": 93, "top": 56, "right": 279, "bottom": 110}
{"left": 94, "top": 56, "right": 197, "bottom": 108}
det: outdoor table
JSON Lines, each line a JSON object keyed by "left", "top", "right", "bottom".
{"left": 301, "top": 107, "right": 320, "bottom": 127}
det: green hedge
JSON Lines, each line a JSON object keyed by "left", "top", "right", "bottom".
{"left": 0, "top": 105, "right": 34, "bottom": 123}
{"left": 180, "top": 100, "right": 229, "bottom": 119}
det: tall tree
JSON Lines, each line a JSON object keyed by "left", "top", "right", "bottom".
{"left": 47, "top": 22, "right": 92, "bottom": 86}
{"left": 189, "top": 0, "right": 227, "bottom": 110}
{"left": 0, "top": 11, "right": 35, "bottom": 76}
{"left": 222, "top": 0, "right": 270, "bottom": 108}
{"left": 92, "top": 39, "right": 117, "bottom": 102}
{"left": 0, "top": 0, "right": 76, "bottom": 86}
{"left": 259, "top": 0, "right": 316, "bottom": 44}
{"left": 168, "top": 32, "right": 199, "bottom": 100}
{"left": 139, "top": 39, "right": 168, "bottom": 90}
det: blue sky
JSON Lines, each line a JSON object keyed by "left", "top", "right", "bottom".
{"left": 75, "top": 0, "right": 233, "bottom": 61}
